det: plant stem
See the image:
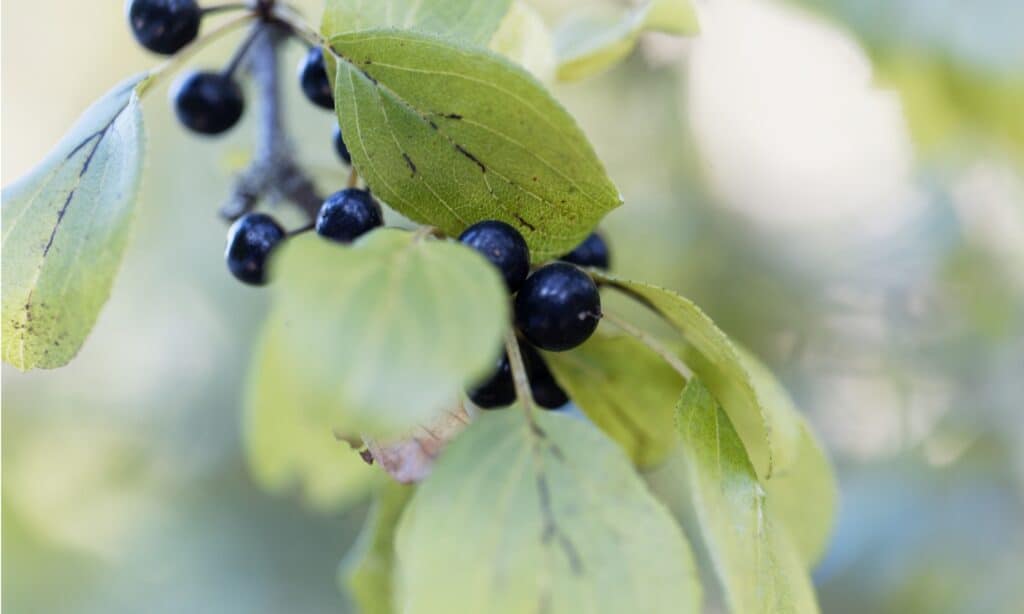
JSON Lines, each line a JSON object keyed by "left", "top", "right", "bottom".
{"left": 220, "top": 23, "right": 323, "bottom": 221}
{"left": 346, "top": 166, "right": 360, "bottom": 189}
{"left": 504, "top": 330, "right": 538, "bottom": 422}
{"left": 601, "top": 311, "right": 693, "bottom": 379}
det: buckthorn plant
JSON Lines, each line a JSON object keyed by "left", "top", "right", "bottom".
{"left": 1, "top": 1, "right": 838, "bottom": 612}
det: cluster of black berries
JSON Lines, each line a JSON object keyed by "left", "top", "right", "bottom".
{"left": 128, "top": 1, "right": 351, "bottom": 151}
{"left": 461, "top": 222, "right": 611, "bottom": 411}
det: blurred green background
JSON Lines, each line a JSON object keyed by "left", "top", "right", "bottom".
{"left": 3, "top": 1, "right": 1023, "bottom": 613}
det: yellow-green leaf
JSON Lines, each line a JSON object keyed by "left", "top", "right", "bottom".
{"left": 677, "top": 379, "right": 820, "bottom": 614}
{"left": 322, "top": 0, "right": 512, "bottom": 46}
{"left": 554, "top": 0, "right": 698, "bottom": 82}
{"left": 244, "top": 313, "right": 376, "bottom": 511}
{"left": 594, "top": 271, "right": 801, "bottom": 480}
{"left": 340, "top": 481, "right": 414, "bottom": 614}
{"left": 268, "top": 229, "right": 508, "bottom": 437}
{"left": 2, "top": 74, "right": 148, "bottom": 370}
{"left": 395, "top": 410, "right": 701, "bottom": 614}
{"left": 328, "top": 30, "right": 622, "bottom": 260}
{"left": 544, "top": 329, "right": 684, "bottom": 467}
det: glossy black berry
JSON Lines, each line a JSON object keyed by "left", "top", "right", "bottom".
{"left": 225, "top": 213, "right": 285, "bottom": 286}
{"left": 127, "top": 0, "right": 201, "bottom": 55}
{"left": 458, "top": 221, "right": 530, "bottom": 292}
{"left": 333, "top": 125, "right": 351, "bottom": 164}
{"left": 171, "top": 71, "right": 244, "bottom": 135}
{"left": 515, "top": 263, "right": 601, "bottom": 352}
{"left": 561, "top": 232, "right": 610, "bottom": 270}
{"left": 521, "top": 344, "right": 569, "bottom": 410}
{"left": 468, "top": 354, "right": 516, "bottom": 409}
{"left": 315, "top": 189, "right": 383, "bottom": 243}
{"left": 299, "top": 47, "right": 334, "bottom": 110}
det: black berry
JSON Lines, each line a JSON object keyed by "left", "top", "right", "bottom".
{"left": 515, "top": 263, "right": 601, "bottom": 351}
{"left": 468, "top": 354, "right": 516, "bottom": 409}
{"left": 521, "top": 344, "right": 569, "bottom": 409}
{"left": 225, "top": 213, "right": 285, "bottom": 286}
{"left": 315, "top": 189, "right": 383, "bottom": 243}
{"left": 458, "top": 221, "right": 530, "bottom": 292}
{"left": 171, "top": 71, "right": 244, "bottom": 135}
{"left": 561, "top": 232, "right": 610, "bottom": 270}
{"left": 127, "top": 0, "right": 201, "bottom": 55}
{"left": 333, "top": 125, "right": 351, "bottom": 164}
{"left": 299, "top": 47, "right": 334, "bottom": 110}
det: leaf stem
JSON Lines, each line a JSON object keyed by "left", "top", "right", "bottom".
{"left": 270, "top": 4, "right": 325, "bottom": 48}
{"left": 601, "top": 311, "right": 692, "bottom": 379}
{"left": 504, "top": 330, "right": 538, "bottom": 423}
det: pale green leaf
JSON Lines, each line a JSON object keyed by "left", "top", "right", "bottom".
{"left": 341, "top": 481, "right": 414, "bottom": 614}
{"left": 2, "top": 74, "right": 148, "bottom": 370}
{"left": 593, "top": 272, "right": 801, "bottom": 480}
{"left": 677, "top": 379, "right": 820, "bottom": 614}
{"left": 322, "top": 0, "right": 512, "bottom": 45}
{"left": 554, "top": 0, "right": 698, "bottom": 82}
{"left": 489, "top": 1, "right": 556, "bottom": 83}
{"left": 269, "top": 229, "right": 508, "bottom": 437}
{"left": 329, "top": 30, "right": 622, "bottom": 260}
{"left": 738, "top": 348, "right": 836, "bottom": 566}
{"left": 544, "top": 329, "right": 684, "bottom": 467}
{"left": 395, "top": 410, "right": 701, "bottom": 614}
{"left": 244, "top": 314, "right": 376, "bottom": 511}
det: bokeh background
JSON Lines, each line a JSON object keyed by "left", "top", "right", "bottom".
{"left": 3, "top": 1, "right": 1022, "bottom": 612}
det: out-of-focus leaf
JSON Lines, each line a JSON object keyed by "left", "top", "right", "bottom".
{"left": 490, "top": 1, "right": 556, "bottom": 82}
{"left": 396, "top": 410, "right": 701, "bottom": 613}
{"left": 340, "top": 481, "right": 414, "bottom": 614}
{"left": 2, "top": 74, "right": 148, "bottom": 370}
{"left": 322, "top": 0, "right": 512, "bottom": 45}
{"left": 328, "top": 30, "right": 622, "bottom": 260}
{"left": 245, "top": 314, "right": 375, "bottom": 511}
{"left": 593, "top": 271, "right": 802, "bottom": 480}
{"left": 269, "top": 229, "right": 508, "bottom": 437}
{"left": 554, "top": 0, "right": 698, "bottom": 82}
{"left": 544, "top": 329, "right": 684, "bottom": 467}
{"left": 737, "top": 348, "right": 837, "bottom": 566}
{"left": 677, "top": 378, "right": 820, "bottom": 614}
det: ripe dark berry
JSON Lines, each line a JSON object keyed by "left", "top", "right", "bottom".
{"left": 515, "top": 263, "right": 601, "bottom": 351}
{"left": 468, "top": 354, "right": 515, "bottom": 409}
{"left": 225, "top": 213, "right": 285, "bottom": 286}
{"left": 127, "top": 0, "right": 201, "bottom": 55}
{"left": 561, "top": 232, "right": 610, "bottom": 270}
{"left": 521, "top": 344, "right": 569, "bottom": 410}
{"left": 315, "top": 189, "right": 383, "bottom": 243}
{"left": 171, "top": 71, "right": 244, "bottom": 135}
{"left": 333, "top": 125, "right": 352, "bottom": 165}
{"left": 299, "top": 47, "right": 334, "bottom": 110}
{"left": 458, "top": 221, "right": 530, "bottom": 292}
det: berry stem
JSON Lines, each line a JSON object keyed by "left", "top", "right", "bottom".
{"left": 346, "top": 166, "right": 360, "bottom": 189}
{"left": 220, "top": 23, "right": 323, "bottom": 221}
{"left": 504, "top": 330, "right": 539, "bottom": 423}
{"left": 200, "top": 3, "right": 251, "bottom": 17}
{"left": 601, "top": 312, "right": 693, "bottom": 379}
{"left": 221, "top": 22, "right": 264, "bottom": 78}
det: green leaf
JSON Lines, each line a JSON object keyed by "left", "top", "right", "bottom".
{"left": 269, "top": 229, "right": 508, "bottom": 437}
{"left": 593, "top": 272, "right": 801, "bottom": 480}
{"left": 341, "top": 481, "right": 414, "bottom": 614}
{"left": 738, "top": 348, "right": 836, "bottom": 566}
{"left": 544, "top": 329, "right": 684, "bottom": 467}
{"left": 554, "top": 0, "right": 698, "bottom": 82}
{"left": 677, "top": 379, "right": 820, "bottom": 614}
{"left": 2, "top": 74, "right": 148, "bottom": 370}
{"left": 322, "top": 0, "right": 512, "bottom": 46}
{"left": 489, "top": 1, "right": 556, "bottom": 82}
{"left": 395, "top": 410, "right": 701, "bottom": 614}
{"left": 244, "top": 314, "right": 376, "bottom": 511}
{"left": 328, "top": 30, "right": 622, "bottom": 260}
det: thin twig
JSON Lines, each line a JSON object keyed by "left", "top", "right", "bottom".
{"left": 220, "top": 23, "right": 323, "bottom": 221}
{"left": 601, "top": 311, "right": 693, "bottom": 379}
{"left": 504, "top": 330, "right": 538, "bottom": 423}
